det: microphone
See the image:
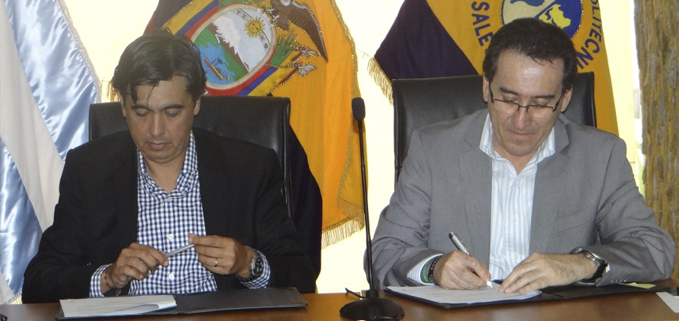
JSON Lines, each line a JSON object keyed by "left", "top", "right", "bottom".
{"left": 352, "top": 97, "right": 366, "bottom": 121}
{"left": 340, "top": 98, "right": 404, "bottom": 320}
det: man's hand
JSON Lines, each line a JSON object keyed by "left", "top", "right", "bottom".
{"left": 100, "top": 242, "right": 168, "bottom": 294}
{"left": 500, "top": 253, "right": 598, "bottom": 293}
{"left": 189, "top": 234, "right": 254, "bottom": 278}
{"left": 433, "top": 251, "right": 491, "bottom": 290}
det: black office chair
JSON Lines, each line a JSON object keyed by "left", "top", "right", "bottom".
{"left": 392, "top": 72, "right": 596, "bottom": 182}
{"left": 89, "top": 95, "right": 293, "bottom": 213}
{"left": 88, "top": 96, "right": 321, "bottom": 275}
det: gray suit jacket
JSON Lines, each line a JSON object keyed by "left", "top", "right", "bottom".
{"left": 371, "top": 110, "right": 675, "bottom": 288}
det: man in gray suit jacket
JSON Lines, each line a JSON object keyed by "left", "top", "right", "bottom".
{"left": 371, "top": 18, "right": 675, "bottom": 294}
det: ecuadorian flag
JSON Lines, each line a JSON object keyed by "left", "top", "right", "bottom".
{"left": 371, "top": 0, "right": 618, "bottom": 134}
{"left": 146, "top": 0, "right": 363, "bottom": 265}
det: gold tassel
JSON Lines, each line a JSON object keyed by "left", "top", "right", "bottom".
{"left": 368, "top": 57, "right": 393, "bottom": 105}
{"left": 321, "top": 218, "right": 364, "bottom": 249}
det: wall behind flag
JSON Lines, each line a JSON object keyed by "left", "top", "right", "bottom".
{"left": 62, "top": 0, "right": 638, "bottom": 293}
{"left": 63, "top": 0, "right": 158, "bottom": 96}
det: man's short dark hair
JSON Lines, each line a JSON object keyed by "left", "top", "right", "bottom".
{"left": 482, "top": 18, "right": 577, "bottom": 92}
{"left": 112, "top": 29, "right": 206, "bottom": 102}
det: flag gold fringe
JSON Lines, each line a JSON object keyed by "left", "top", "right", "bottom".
{"left": 329, "top": 0, "right": 361, "bottom": 96}
{"left": 7, "top": 292, "right": 22, "bottom": 304}
{"left": 318, "top": 0, "right": 364, "bottom": 248}
{"left": 368, "top": 57, "right": 393, "bottom": 105}
{"left": 322, "top": 123, "right": 365, "bottom": 249}
{"left": 321, "top": 217, "right": 364, "bottom": 249}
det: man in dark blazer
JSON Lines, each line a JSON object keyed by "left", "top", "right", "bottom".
{"left": 370, "top": 18, "right": 674, "bottom": 294}
{"left": 23, "top": 30, "right": 315, "bottom": 303}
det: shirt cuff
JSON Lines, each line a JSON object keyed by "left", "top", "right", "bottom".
{"left": 238, "top": 249, "right": 270, "bottom": 289}
{"left": 89, "top": 264, "right": 112, "bottom": 297}
{"left": 407, "top": 255, "right": 441, "bottom": 285}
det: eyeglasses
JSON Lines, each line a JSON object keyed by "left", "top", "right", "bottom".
{"left": 489, "top": 83, "right": 562, "bottom": 119}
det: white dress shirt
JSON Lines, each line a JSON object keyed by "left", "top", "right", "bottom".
{"left": 479, "top": 115, "right": 555, "bottom": 279}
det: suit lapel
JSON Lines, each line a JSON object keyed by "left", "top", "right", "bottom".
{"left": 460, "top": 112, "right": 492, "bottom": 264}
{"left": 194, "top": 130, "right": 231, "bottom": 237}
{"left": 529, "top": 118, "right": 570, "bottom": 253}
{"left": 460, "top": 152, "right": 492, "bottom": 264}
{"left": 113, "top": 138, "right": 139, "bottom": 250}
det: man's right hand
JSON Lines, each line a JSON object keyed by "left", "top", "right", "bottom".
{"left": 100, "top": 242, "right": 168, "bottom": 294}
{"left": 432, "top": 251, "right": 491, "bottom": 290}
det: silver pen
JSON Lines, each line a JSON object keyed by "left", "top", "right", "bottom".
{"left": 166, "top": 244, "right": 195, "bottom": 258}
{"left": 448, "top": 232, "right": 494, "bottom": 289}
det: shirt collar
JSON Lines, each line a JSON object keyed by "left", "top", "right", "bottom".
{"left": 137, "top": 132, "right": 198, "bottom": 194}
{"left": 479, "top": 114, "right": 555, "bottom": 164}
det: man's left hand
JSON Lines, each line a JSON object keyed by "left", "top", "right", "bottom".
{"left": 499, "top": 253, "right": 597, "bottom": 293}
{"left": 189, "top": 234, "right": 254, "bottom": 278}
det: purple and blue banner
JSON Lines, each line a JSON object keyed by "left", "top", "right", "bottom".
{"left": 371, "top": 0, "right": 618, "bottom": 134}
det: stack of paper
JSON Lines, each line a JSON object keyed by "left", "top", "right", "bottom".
{"left": 657, "top": 292, "right": 679, "bottom": 313}
{"left": 60, "top": 295, "right": 176, "bottom": 318}
{"left": 387, "top": 284, "right": 540, "bottom": 305}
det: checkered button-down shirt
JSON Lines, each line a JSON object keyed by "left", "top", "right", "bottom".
{"left": 89, "top": 133, "right": 270, "bottom": 296}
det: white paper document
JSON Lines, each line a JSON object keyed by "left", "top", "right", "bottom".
{"left": 387, "top": 284, "right": 540, "bottom": 305}
{"left": 60, "top": 295, "right": 176, "bottom": 318}
{"left": 657, "top": 292, "right": 679, "bottom": 313}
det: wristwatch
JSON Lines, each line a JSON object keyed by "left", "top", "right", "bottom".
{"left": 577, "top": 249, "right": 608, "bottom": 283}
{"left": 238, "top": 248, "right": 264, "bottom": 282}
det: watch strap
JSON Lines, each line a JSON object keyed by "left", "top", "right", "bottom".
{"left": 237, "top": 247, "right": 264, "bottom": 282}
{"left": 575, "top": 249, "right": 608, "bottom": 283}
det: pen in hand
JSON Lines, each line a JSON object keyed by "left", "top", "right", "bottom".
{"left": 448, "top": 232, "right": 494, "bottom": 289}
{"left": 448, "top": 232, "right": 470, "bottom": 255}
{"left": 166, "top": 244, "right": 195, "bottom": 258}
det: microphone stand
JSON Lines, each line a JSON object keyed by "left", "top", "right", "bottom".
{"left": 339, "top": 98, "right": 404, "bottom": 320}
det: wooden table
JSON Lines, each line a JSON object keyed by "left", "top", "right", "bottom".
{"left": 3, "top": 281, "right": 678, "bottom": 321}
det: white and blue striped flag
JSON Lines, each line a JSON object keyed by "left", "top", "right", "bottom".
{"left": 0, "top": 0, "right": 99, "bottom": 303}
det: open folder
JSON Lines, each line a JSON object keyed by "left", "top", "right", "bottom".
{"left": 56, "top": 287, "right": 307, "bottom": 319}
{"left": 385, "top": 283, "right": 670, "bottom": 309}
{"left": 387, "top": 283, "right": 540, "bottom": 307}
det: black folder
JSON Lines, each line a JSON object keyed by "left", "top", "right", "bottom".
{"left": 385, "top": 283, "right": 669, "bottom": 309}
{"left": 56, "top": 287, "right": 307, "bottom": 319}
